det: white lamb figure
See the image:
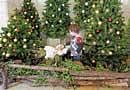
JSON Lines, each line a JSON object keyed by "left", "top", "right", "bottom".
{"left": 44, "top": 46, "right": 56, "bottom": 59}
{"left": 44, "top": 44, "right": 69, "bottom": 59}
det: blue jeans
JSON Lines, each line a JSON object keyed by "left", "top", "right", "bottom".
{"left": 72, "top": 55, "right": 80, "bottom": 61}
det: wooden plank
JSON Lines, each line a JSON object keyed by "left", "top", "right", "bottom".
{"left": 8, "top": 64, "right": 130, "bottom": 79}
{"left": 8, "top": 64, "right": 68, "bottom": 72}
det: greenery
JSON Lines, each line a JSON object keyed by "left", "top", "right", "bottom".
{"left": 75, "top": 0, "right": 128, "bottom": 71}
{"left": 42, "top": 0, "right": 71, "bottom": 38}
{"left": 74, "top": 0, "right": 93, "bottom": 30}
{"left": 7, "top": 59, "right": 84, "bottom": 86}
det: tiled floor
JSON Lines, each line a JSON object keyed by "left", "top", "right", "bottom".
{"left": 6, "top": 83, "right": 130, "bottom": 90}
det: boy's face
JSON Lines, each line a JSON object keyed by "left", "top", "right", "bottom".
{"left": 69, "top": 31, "right": 77, "bottom": 36}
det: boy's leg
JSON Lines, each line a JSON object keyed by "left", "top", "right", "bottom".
{"left": 73, "top": 55, "right": 83, "bottom": 65}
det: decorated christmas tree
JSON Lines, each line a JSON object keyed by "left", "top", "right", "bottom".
{"left": 42, "top": 0, "right": 71, "bottom": 38}
{"left": 75, "top": 0, "right": 128, "bottom": 71}
{"left": 21, "top": 0, "right": 41, "bottom": 37}
{"left": 0, "top": 10, "right": 40, "bottom": 64}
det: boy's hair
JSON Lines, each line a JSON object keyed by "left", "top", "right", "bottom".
{"left": 69, "top": 24, "right": 80, "bottom": 33}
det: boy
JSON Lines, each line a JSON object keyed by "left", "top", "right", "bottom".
{"left": 66, "top": 24, "right": 83, "bottom": 65}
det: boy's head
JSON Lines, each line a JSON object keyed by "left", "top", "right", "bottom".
{"left": 69, "top": 24, "right": 80, "bottom": 34}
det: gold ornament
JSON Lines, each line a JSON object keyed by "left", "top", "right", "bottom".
{"left": 109, "top": 28, "right": 113, "bottom": 32}
{"left": 27, "top": 19, "right": 29, "bottom": 22}
{"left": 93, "top": 41, "right": 96, "bottom": 45}
{"left": 59, "top": 20, "right": 62, "bottom": 23}
{"left": 13, "top": 16, "right": 16, "bottom": 20}
{"left": 33, "top": 43, "right": 36, "bottom": 47}
{"left": 85, "top": 2, "right": 88, "bottom": 6}
{"left": 58, "top": 8, "right": 61, "bottom": 11}
{"left": 98, "top": 21, "right": 102, "bottom": 25}
{"left": 23, "top": 44, "right": 27, "bottom": 48}
{"left": 84, "top": 20, "right": 87, "bottom": 23}
{"left": 6, "top": 53, "right": 10, "bottom": 57}
{"left": 9, "top": 44, "right": 12, "bottom": 47}
{"left": 49, "top": 3, "right": 52, "bottom": 7}
{"left": 7, "top": 33, "right": 11, "bottom": 37}
{"left": 25, "top": 22, "right": 27, "bottom": 25}
{"left": 28, "top": 32, "right": 31, "bottom": 35}
{"left": 62, "top": 4, "right": 65, "bottom": 6}
{"left": 87, "top": 19, "right": 90, "bottom": 22}
{"left": 27, "top": 2, "right": 29, "bottom": 5}
{"left": 24, "top": 12, "right": 27, "bottom": 14}
{"left": 116, "top": 31, "right": 120, "bottom": 35}
{"left": 106, "top": 40, "right": 110, "bottom": 44}
{"left": 3, "top": 38, "right": 7, "bottom": 42}
{"left": 31, "top": 16, "right": 33, "bottom": 18}
{"left": 109, "top": 51, "right": 112, "bottom": 55}
{"left": 101, "top": 50, "right": 105, "bottom": 54}
{"left": 52, "top": 14, "right": 55, "bottom": 17}
{"left": 23, "top": 39, "right": 27, "bottom": 42}
{"left": 66, "top": 13, "right": 69, "bottom": 16}
{"left": 95, "top": 10, "right": 99, "bottom": 14}
{"left": 82, "top": 10, "right": 85, "bottom": 13}
{"left": 88, "top": 34, "right": 92, "bottom": 37}
{"left": 92, "top": 4, "right": 96, "bottom": 8}
{"left": 43, "top": 10, "right": 46, "bottom": 13}
{"left": 36, "top": 25, "right": 38, "bottom": 28}
{"left": 2, "top": 52, "right": 6, "bottom": 56}
{"left": 14, "top": 38, "right": 17, "bottom": 42}
{"left": 106, "top": 9, "right": 109, "bottom": 12}
{"left": 0, "top": 44, "right": 2, "bottom": 47}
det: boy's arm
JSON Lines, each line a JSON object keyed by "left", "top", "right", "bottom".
{"left": 66, "top": 36, "right": 71, "bottom": 45}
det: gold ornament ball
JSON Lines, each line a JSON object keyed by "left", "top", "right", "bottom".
{"left": 101, "top": 50, "right": 105, "bottom": 54}
{"left": 98, "top": 21, "right": 102, "bottom": 25}
{"left": 106, "top": 40, "right": 110, "bottom": 44}
{"left": 82, "top": 10, "right": 85, "bottom": 13}
{"left": 93, "top": 41, "right": 96, "bottom": 45}
{"left": 3, "top": 38, "right": 7, "bottom": 42}
{"left": 13, "top": 16, "right": 16, "bottom": 20}
{"left": 109, "top": 51, "right": 113, "bottom": 55}
{"left": 92, "top": 4, "right": 96, "bottom": 8}
{"left": 7, "top": 33, "right": 11, "bottom": 37}
{"left": 116, "top": 31, "right": 120, "bottom": 35}
{"left": 14, "top": 38, "right": 17, "bottom": 42}
{"left": 23, "top": 45, "right": 27, "bottom": 48}
{"left": 24, "top": 12, "right": 27, "bottom": 14}
{"left": 85, "top": 2, "right": 88, "bottom": 6}
{"left": 9, "top": 44, "right": 12, "bottom": 47}
{"left": 88, "top": 34, "right": 92, "bottom": 37}
{"left": 31, "top": 16, "right": 33, "bottom": 18}
{"left": 95, "top": 10, "right": 99, "bottom": 14}
{"left": 27, "top": 19, "right": 29, "bottom": 21}
{"left": 6, "top": 53, "right": 10, "bottom": 57}
{"left": 0, "top": 44, "right": 2, "bottom": 47}
{"left": 33, "top": 43, "right": 36, "bottom": 47}
{"left": 2, "top": 52, "right": 6, "bottom": 56}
